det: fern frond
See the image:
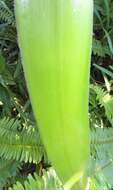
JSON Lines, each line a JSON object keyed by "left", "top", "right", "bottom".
{"left": 0, "top": 25, "right": 17, "bottom": 42}
{"left": 93, "top": 39, "right": 111, "bottom": 57}
{"left": 90, "top": 127, "right": 113, "bottom": 189}
{"left": 91, "top": 84, "right": 107, "bottom": 105}
{"left": 91, "top": 84, "right": 113, "bottom": 125}
{"left": 9, "top": 169, "right": 63, "bottom": 190}
{"left": 0, "top": 1, "right": 15, "bottom": 26}
{"left": 0, "top": 118, "right": 44, "bottom": 163}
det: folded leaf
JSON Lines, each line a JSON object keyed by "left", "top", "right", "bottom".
{"left": 15, "top": 0, "right": 93, "bottom": 186}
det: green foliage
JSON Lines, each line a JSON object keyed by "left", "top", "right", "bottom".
{"left": 0, "top": 115, "right": 45, "bottom": 189}
{"left": 0, "top": 1, "right": 15, "bottom": 26}
{"left": 0, "top": 0, "right": 16, "bottom": 43}
{"left": 0, "top": 0, "right": 113, "bottom": 189}
{"left": 0, "top": 1, "right": 46, "bottom": 189}
{"left": 93, "top": 0, "right": 113, "bottom": 58}
{"left": 9, "top": 170, "right": 63, "bottom": 190}
{"left": 89, "top": 83, "right": 113, "bottom": 189}
{"left": 89, "top": 1, "right": 113, "bottom": 187}
{"left": 0, "top": 117, "right": 43, "bottom": 163}
{"left": 93, "top": 39, "right": 111, "bottom": 57}
{"left": 0, "top": 158, "right": 20, "bottom": 188}
{"left": 90, "top": 126, "right": 113, "bottom": 190}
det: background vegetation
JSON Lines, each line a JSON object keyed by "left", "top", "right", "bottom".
{"left": 0, "top": 0, "right": 113, "bottom": 189}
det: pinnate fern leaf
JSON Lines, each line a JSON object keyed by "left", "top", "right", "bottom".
{"left": 91, "top": 127, "right": 113, "bottom": 189}
{"left": 0, "top": 1, "right": 15, "bottom": 26}
{"left": 0, "top": 117, "right": 43, "bottom": 163}
{"left": 9, "top": 169, "right": 63, "bottom": 190}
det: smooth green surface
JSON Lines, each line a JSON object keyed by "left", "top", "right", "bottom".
{"left": 15, "top": 0, "right": 93, "bottom": 185}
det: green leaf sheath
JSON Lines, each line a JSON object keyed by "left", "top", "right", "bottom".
{"left": 15, "top": 0, "right": 93, "bottom": 184}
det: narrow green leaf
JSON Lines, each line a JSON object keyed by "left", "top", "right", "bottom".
{"left": 94, "top": 64, "right": 113, "bottom": 79}
{"left": 15, "top": 0, "right": 93, "bottom": 186}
